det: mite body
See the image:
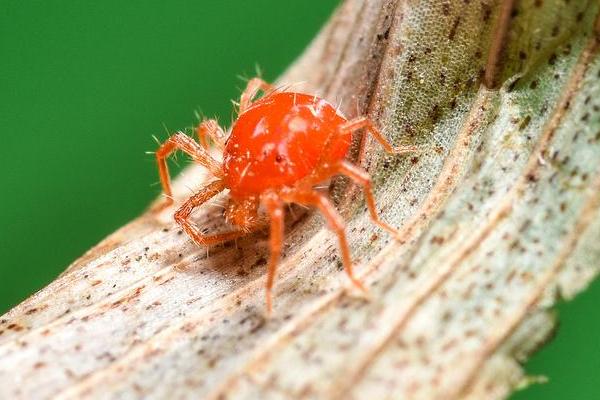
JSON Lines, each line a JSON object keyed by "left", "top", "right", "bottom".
{"left": 155, "top": 78, "right": 414, "bottom": 312}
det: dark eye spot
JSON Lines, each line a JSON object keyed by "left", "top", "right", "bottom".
{"left": 275, "top": 154, "right": 285, "bottom": 163}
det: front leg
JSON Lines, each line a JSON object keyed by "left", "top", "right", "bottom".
{"left": 155, "top": 132, "right": 223, "bottom": 208}
{"left": 174, "top": 180, "right": 247, "bottom": 246}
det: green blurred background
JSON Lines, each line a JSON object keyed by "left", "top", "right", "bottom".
{"left": 1, "top": 2, "right": 598, "bottom": 398}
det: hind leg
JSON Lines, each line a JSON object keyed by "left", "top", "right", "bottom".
{"left": 261, "top": 191, "right": 285, "bottom": 314}
{"left": 335, "top": 160, "right": 400, "bottom": 238}
{"left": 340, "top": 116, "right": 418, "bottom": 163}
{"left": 282, "top": 190, "right": 366, "bottom": 293}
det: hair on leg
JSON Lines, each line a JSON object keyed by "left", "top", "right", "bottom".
{"left": 239, "top": 77, "right": 274, "bottom": 113}
{"left": 174, "top": 180, "right": 246, "bottom": 246}
{"left": 155, "top": 132, "right": 223, "bottom": 208}
{"left": 196, "top": 119, "right": 226, "bottom": 151}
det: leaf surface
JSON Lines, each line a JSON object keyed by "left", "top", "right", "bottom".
{"left": 1, "top": 1, "right": 600, "bottom": 399}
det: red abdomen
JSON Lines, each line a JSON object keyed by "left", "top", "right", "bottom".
{"left": 223, "top": 92, "right": 350, "bottom": 198}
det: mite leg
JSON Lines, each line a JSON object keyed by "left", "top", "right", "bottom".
{"left": 239, "top": 77, "right": 274, "bottom": 113}
{"left": 155, "top": 132, "right": 223, "bottom": 207}
{"left": 174, "top": 180, "right": 247, "bottom": 246}
{"left": 285, "top": 190, "right": 366, "bottom": 293}
{"left": 261, "top": 192, "right": 285, "bottom": 314}
{"left": 335, "top": 160, "right": 400, "bottom": 238}
{"left": 196, "top": 119, "right": 226, "bottom": 151}
{"left": 340, "top": 116, "right": 418, "bottom": 161}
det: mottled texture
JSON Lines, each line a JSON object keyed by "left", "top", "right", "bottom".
{"left": 1, "top": 1, "right": 600, "bottom": 399}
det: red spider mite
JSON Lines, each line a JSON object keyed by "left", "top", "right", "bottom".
{"left": 154, "top": 78, "right": 415, "bottom": 313}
